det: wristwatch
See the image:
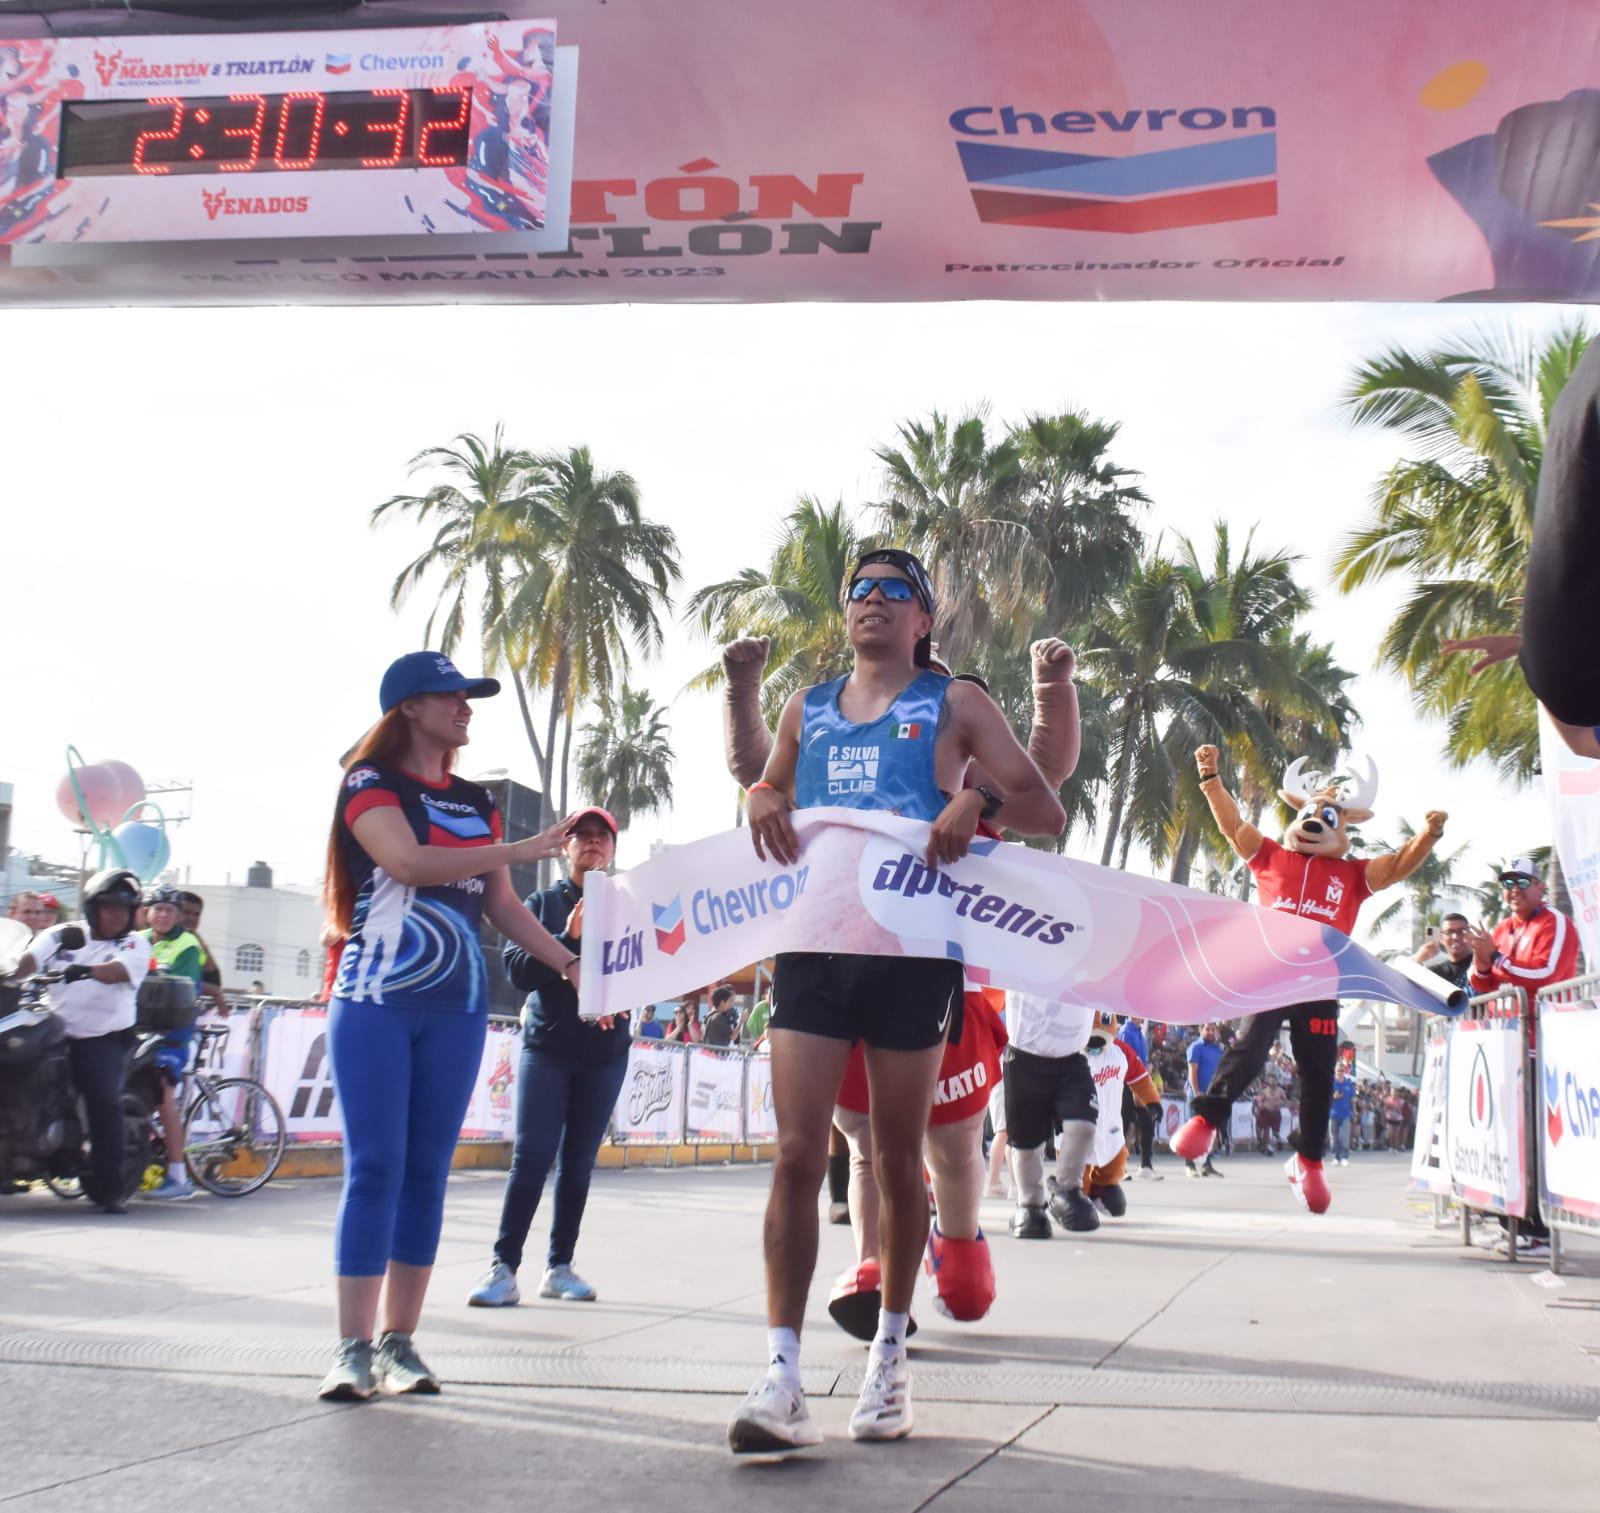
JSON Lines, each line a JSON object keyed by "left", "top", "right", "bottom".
{"left": 974, "top": 784, "right": 1005, "bottom": 822}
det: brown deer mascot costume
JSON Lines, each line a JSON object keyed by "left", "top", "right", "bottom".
{"left": 1171, "top": 748, "right": 1447, "bottom": 1213}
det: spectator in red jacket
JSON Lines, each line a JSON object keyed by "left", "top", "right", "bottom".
{"left": 1467, "top": 855, "right": 1580, "bottom": 998}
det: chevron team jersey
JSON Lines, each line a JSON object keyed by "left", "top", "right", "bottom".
{"left": 333, "top": 762, "right": 502, "bottom": 1013}
{"left": 794, "top": 669, "right": 950, "bottom": 822}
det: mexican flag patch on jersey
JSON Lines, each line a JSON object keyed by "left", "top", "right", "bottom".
{"left": 895, "top": 723, "right": 923, "bottom": 740}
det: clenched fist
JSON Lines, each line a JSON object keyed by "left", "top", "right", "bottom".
{"left": 1425, "top": 810, "right": 1448, "bottom": 838}
{"left": 1031, "top": 638, "right": 1076, "bottom": 682}
{"left": 1195, "top": 745, "right": 1220, "bottom": 774}
{"left": 722, "top": 636, "right": 771, "bottom": 680}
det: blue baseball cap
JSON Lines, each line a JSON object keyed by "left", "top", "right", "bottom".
{"left": 379, "top": 651, "right": 501, "bottom": 714}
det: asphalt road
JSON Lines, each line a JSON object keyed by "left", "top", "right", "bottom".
{"left": 2, "top": 1149, "right": 1597, "bottom": 1510}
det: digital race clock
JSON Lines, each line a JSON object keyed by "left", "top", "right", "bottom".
{"left": 0, "top": 21, "right": 559, "bottom": 245}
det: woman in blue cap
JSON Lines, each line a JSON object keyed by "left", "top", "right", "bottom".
{"left": 317, "top": 651, "right": 579, "bottom": 1403}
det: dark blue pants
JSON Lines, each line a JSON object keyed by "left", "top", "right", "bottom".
{"left": 68, "top": 1030, "right": 133, "bottom": 1206}
{"left": 494, "top": 1045, "right": 627, "bottom": 1273}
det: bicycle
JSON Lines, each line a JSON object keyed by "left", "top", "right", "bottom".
{"left": 179, "top": 1022, "right": 287, "bottom": 1196}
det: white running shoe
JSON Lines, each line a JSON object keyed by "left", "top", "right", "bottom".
{"left": 1136, "top": 1166, "right": 1164, "bottom": 1182}
{"left": 849, "top": 1351, "right": 913, "bottom": 1441}
{"left": 728, "top": 1374, "right": 822, "bottom": 1455}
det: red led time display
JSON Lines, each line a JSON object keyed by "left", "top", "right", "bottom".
{"left": 57, "top": 88, "right": 472, "bottom": 177}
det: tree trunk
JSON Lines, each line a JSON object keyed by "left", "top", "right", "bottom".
{"left": 1099, "top": 714, "right": 1138, "bottom": 868}
{"left": 511, "top": 672, "right": 551, "bottom": 820}
{"left": 1116, "top": 818, "right": 1134, "bottom": 871}
{"left": 1549, "top": 847, "right": 1574, "bottom": 920}
{"left": 1169, "top": 826, "right": 1197, "bottom": 887}
{"left": 559, "top": 704, "right": 575, "bottom": 819}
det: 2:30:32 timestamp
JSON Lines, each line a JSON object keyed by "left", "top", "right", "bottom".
{"left": 57, "top": 87, "right": 473, "bottom": 178}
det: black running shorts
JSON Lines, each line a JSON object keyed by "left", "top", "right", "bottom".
{"left": 1002, "top": 1046, "right": 1097, "bottom": 1150}
{"left": 769, "top": 951, "right": 963, "bottom": 1052}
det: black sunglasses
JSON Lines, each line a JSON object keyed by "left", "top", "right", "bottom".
{"left": 1500, "top": 875, "right": 1536, "bottom": 890}
{"left": 847, "top": 575, "right": 918, "bottom": 604}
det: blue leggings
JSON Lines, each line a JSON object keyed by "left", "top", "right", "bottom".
{"left": 328, "top": 998, "right": 486, "bottom": 1276}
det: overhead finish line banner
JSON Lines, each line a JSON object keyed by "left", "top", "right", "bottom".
{"left": 4, "top": 0, "right": 1600, "bottom": 307}
{"left": 578, "top": 809, "right": 1463, "bottom": 1024}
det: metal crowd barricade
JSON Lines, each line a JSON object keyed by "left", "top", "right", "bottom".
{"left": 1535, "top": 973, "right": 1600, "bottom": 1276}
{"left": 1451, "top": 987, "right": 1531, "bottom": 1266}
{"left": 609, "top": 1039, "right": 691, "bottom": 1164}
{"left": 680, "top": 1043, "right": 751, "bottom": 1161}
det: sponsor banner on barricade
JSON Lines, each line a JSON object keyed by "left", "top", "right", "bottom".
{"left": 1410, "top": 1034, "right": 1453, "bottom": 1195}
{"left": 1158, "top": 1097, "right": 1185, "bottom": 1146}
{"left": 200, "top": 1005, "right": 259, "bottom": 1082}
{"left": 1446, "top": 1017, "right": 1526, "bottom": 1217}
{"left": 1541, "top": 713, "right": 1600, "bottom": 968}
{"left": 745, "top": 1052, "right": 776, "bottom": 1145}
{"left": 581, "top": 810, "right": 1462, "bottom": 1024}
{"left": 612, "top": 1040, "right": 686, "bottom": 1145}
{"left": 684, "top": 1046, "right": 746, "bottom": 1143}
{"left": 1537, "top": 996, "right": 1600, "bottom": 1221}
{"left": 259, "top": 1003, "right": 340, "bottom": 1142}
{"left": 461, "top": 1020, "right": 521, "bottom": 1141}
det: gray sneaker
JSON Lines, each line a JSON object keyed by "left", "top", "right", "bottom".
{"left": 467, "top": 1260, "right": 521, "bottom": 1307}
{"left": 318, "top": 1337, "right": 375, "bottom": 1402}
{"left": 373, "top": 1330, "right": 441, "bottom": 1395}
{"left": 538, "top": 1264, "right": 597, "bottom": 1301}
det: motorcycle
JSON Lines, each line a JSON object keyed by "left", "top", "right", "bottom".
{"left": 0, "top": 919, "right": 168, "bottom": 1202}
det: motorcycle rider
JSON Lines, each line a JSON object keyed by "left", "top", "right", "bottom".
{"left": 142, "top": 883, "right": 203, "bottom": 1202}
{"left": 11, "top": 869, "right": 152, "bottom": 1213}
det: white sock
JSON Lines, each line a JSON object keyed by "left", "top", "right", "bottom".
{"left": 872, "top": 1308, "right": 909, "bottom": 1361}
{"left": 767, "top": 1326, "right": 801, "bottom": 1386}
{"left": 168, "top": 1162, "right": 186, "bottom": 1183}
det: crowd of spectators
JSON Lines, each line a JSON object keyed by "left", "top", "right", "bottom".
{"left": 1141, "top": 1018, "right": 1419, "bottom": 1155}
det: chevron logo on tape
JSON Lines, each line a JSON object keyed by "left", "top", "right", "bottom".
{"left": 652, "top": 895, "right": 687, "bottom": 955}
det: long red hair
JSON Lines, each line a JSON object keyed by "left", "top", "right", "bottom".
{"left": 323, "top": 707, "right": 457, "bottom": 935}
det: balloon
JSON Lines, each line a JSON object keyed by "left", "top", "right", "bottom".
{"left": 110, "top": 821, "right": 169, "bottom": 881}
{"left": 100, "top": 760, "right": 146, "bottom": 812}
{"left": 54, "top": 755, "right": 144, "bottom": 830}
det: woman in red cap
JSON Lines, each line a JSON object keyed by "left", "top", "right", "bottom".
{"left": 468, "top": 804, "right": 632, "bottom": 1308}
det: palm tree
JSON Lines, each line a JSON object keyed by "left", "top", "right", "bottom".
{"left": 1078, "top": 556, "right": 1239, "bottom": 868}
{"left": 871, "top": 408, "right": 1029, "bottom": 667}
{"left": 370, "top": 426, "right": 559, "bottom": 787}
{"left": 493, "top": 445, "right": 681, "bottom": 820}
{"left": 685, "top": 495, "right": 867, "bottom": 718}
{"left": 1009, "top": 409, "right": 1149, "bottom": 624}
{"left": 576, "top": 684, "right": 675, "bottom": 829}
{"left": 1334, "top": 321, "right": 1593, "bottom": 781}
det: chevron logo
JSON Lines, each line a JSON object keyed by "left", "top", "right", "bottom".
{"left": 652, "top": 896, "right": 687, "bottom": 956}
{"left": 955, "top": 133, "right": 1277, "bottom": 234}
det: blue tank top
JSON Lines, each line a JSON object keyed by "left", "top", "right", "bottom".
{"left": 794, "top": 670, "right": 949, "bottom": 822}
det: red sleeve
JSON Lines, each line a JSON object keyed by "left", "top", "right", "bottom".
{"left": 1247, "top": 836, "right": 1279, "bottom": 878}
{"left": 339, "top": 766, "right": 402, "bottom": 828}
{"left": 490, "top": 807, "right": 504, "bottom": 841}
{"left": 1121, "top": 1042, "right": 1149, "bottom": 1082}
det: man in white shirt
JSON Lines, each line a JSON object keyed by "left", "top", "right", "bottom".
{"left": 1003, "top": 994, "right": 1100, "bottom": 1237}
{"left": 15, "top": 868, "right": 151, "bottom": 1213}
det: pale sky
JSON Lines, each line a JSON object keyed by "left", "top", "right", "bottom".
{"left": 0, "top": 298, "right": 1567, "bottom": 941}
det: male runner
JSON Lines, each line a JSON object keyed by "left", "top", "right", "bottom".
{"left": 729, "top": 548, "right": 1065, "bottom": 1453}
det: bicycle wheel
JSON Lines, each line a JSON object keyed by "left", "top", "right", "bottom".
{"left": 183, "top": 1077, "right": 287, "bottom": 1197}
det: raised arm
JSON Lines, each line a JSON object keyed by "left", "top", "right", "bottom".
{"left": 1193, "top": 745, "right": 1263, "bottom": 862}
{"left": 722, "top": 636, "right": 775, "bottom": 789}
{"left": 744, "top": 690, "right": 805, "bottom": 867}
{"left": 1366, "top": 813, "right": 1447, "bottom": 892}
{"left": 1027, "top": 638, "right": 1081, "bottom": 787}
{"left": 930, "top": 681, "right": 1066, "bottom": 866}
